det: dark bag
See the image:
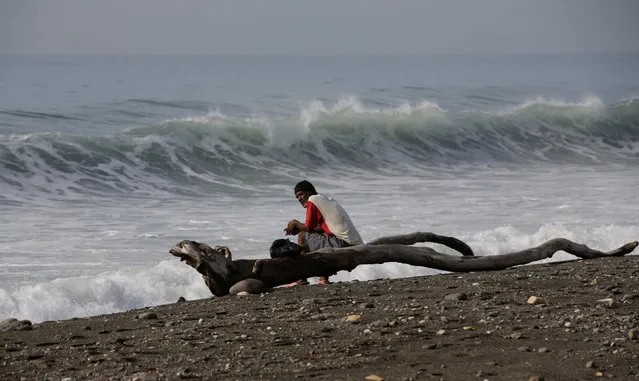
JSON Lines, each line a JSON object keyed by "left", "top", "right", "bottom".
{"left": 269, "top": 239, "right": 303, "bottom": 259}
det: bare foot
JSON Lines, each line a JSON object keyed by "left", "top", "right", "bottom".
{"left": 282, "top": 279, "right": 309, "bottom": 288}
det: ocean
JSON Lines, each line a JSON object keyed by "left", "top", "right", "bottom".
{"left": 1, "top": 54, "right": 638, "bottom": 323}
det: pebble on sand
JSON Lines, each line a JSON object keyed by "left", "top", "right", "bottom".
{"left": 527, "top": 296, "right": 545, "bottom": 305}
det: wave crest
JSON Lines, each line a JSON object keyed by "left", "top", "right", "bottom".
{"left": 1, "top": 97, "right": 638, "bottom": 200}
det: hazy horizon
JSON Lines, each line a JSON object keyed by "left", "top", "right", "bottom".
{"left": 1, "top": 0, "right": 637, "bottom": 56}
{"left": 3, "top": 52, "right": 639, "bottom": 57}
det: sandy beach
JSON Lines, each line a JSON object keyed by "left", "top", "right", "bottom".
{"left": 2, "top": 255, "right": 637, "bottom": 381}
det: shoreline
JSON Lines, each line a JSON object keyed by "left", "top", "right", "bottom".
{"left": 2, "top": 256, "right": 638, "bottom": 380}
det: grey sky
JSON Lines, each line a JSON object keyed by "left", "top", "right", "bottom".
{"left": 1, "top": 0, "right": 637, "bottom": 55}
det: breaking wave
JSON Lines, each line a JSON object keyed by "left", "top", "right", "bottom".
{"left": 1, "top": 96, "right": 638, "bottom": 200}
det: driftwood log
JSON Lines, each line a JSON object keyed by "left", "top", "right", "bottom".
{"left": 169, "top": 232, "right": 638, "bottom": 296}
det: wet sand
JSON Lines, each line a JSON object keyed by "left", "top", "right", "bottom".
{"left": 1, "top": 255, "right": 638, "bottom": 381}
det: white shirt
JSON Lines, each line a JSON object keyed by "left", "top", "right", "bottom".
{"left": 307, "top": 193, "right": 363, "bottom": 245}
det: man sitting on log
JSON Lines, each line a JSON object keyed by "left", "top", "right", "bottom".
{"left": 283, "top": 180, "right": 363, "bottom": 286}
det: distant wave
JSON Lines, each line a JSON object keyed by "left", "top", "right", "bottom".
{"left": 127, "top": 98, "right": 213, "bottom": 112}
{"left": 1, "top": 96, "right": 638, "bottom": 200}
{"left": 0, "top": 110, "right": 80, "bottom": 121}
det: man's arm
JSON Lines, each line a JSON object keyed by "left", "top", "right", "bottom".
{"left": 284, "top": 202, "right": 323, "bottom": 235}
{"left": 284, "top": 219, "right": 307, "bottom": 235}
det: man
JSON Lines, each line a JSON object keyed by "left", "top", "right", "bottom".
{"left": 283, "top": 180, "right": 363, "bottom": 286}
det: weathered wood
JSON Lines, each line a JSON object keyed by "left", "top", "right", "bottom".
{"left": 367, "top": 232, "right": 475, "bottom": 256}
{"left": 169, "top": 233, "right": 638, "bottom": 296}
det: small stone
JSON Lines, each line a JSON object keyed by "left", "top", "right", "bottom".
{"left": 422, "top": 343, "right": 437, "bottom": 349}
{"left": 343, "top": 315, "right": 361, "bottom": 323}
{"left": 364, "top": 376, "right": 384, "bottom": 381}
{"left": 177, "top": 296, "right": 186, "bottom": 303}
{"left": 527, "top": 296, "right": 544, "bottom": 305}
{"left": 537, "top": 347, "right": 549, "bottom": 353}
{"left": 445, "top": 293, "right": 468, "bottom": 301}
{"left": 463, "top": 326, "right": 473, "bottom": 331}
{"left": 629, "top": 329, "right": 636, "bottom": 340}
{"left": 359, "top": 302, "right": 374, "bottom": 309}
{"left": 16, "top": 322, "right": 33, "bottom": 331}
{"left": 0, "top": 318, "right": 17, "bottom": 329}
{"left": 590, "top": 279, "right": 598, "bottom": 286}
{"left": 517, "top": 346, "right": 531, "bottom": 352}
{"left": 229, "top": 278, "right": 266, "bottom": 295}
{"left": 136, "top": 312, "right": 157, "bottom": 320}
{"left": 177, "top": 368, "right": 195, "bottom": 378}
{"left": 595, "top": 371, "right": 604, "bottom": 377}
{"left": 597, "top": 298, "right": 614, "bottom": 308}
{"left": 1, "top": 319, "right": 32, "bottom": 332}
{"left": 436, "top": 329, "right": 446, "bottom": 336}
{"left": 529, "top": 377, "right": 544, "bottom": 381}
{"left": 586, "top": 360, "right": 595, "bottom": 368}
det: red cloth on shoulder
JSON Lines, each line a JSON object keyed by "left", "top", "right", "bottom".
{"left": 305, "top": 200, "right": 333, "bottom": 236}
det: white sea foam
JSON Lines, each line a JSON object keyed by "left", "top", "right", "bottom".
{"left": 0, "top": 261, "right": 211, "bottom": 323}
{"left": 1, "top": 220, "right": 636, "bottom": 323}
{"left": 514, "top": 94, "right": 605, "bottom": 111}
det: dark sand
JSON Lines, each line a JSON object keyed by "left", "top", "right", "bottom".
{"left": 1, "top": 256, "right": 638, "bottom": 381}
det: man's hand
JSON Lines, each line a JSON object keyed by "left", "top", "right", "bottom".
{"left": 284, "top": 219, "right": 304, "bottom": 235}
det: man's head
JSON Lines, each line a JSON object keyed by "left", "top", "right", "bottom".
{"left": 293, "top": 180, "right": 317, "bottom": 208}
